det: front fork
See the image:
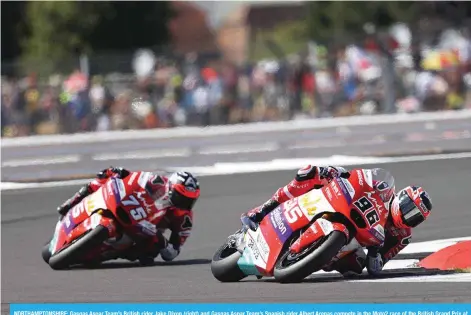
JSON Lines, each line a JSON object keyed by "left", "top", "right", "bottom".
{"left": 289, "top": 214, "right": 350, "bottom": 254}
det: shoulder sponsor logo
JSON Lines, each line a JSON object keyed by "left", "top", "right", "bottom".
{"left": 269, "top": 207, "right": 292, "bottom": 243}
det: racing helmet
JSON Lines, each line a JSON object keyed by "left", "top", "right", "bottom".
{"left": 391, "top": 186, "right": 432, "bottom": 228}
{"left": 167, "top": 171, "right": 201, "bottom": 211}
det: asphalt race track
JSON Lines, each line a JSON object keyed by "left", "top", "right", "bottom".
{"left": 2, "top": 158, "right": 471, "bottom": 306}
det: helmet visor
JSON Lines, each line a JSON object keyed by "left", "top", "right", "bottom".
{"left": 170, "top": 188, "right": 197, "bottom": 210}
{"left": 398, "top": 190, "right": 425, "bottom": 227}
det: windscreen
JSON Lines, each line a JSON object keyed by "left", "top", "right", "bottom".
{"left": 369, "top": 168, "right": 396, "bottom": 203}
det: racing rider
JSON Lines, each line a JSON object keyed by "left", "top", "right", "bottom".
{"left": 57, "top": 167, "right": 200, "bottom": 265}
{"left": 240, "top": 165, "right": 433, "bottom": 277}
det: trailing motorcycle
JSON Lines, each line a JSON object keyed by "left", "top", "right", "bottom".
{"left": 42, "top": 173, "right": 161, "bottom": 270}
{"left": 211, "top": 168, "right": 393, "bottom": 283}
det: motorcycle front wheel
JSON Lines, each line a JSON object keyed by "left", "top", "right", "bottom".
{"left": 273, "top": 230, "right": 347, "bottom": 283}
{"left": 48, "top": 225, "right": 110, "bottom": 270}
{"left": 41, "top": 238, "right": 52, "bottom": 263}
{"left": 211, "top": 240, "right": 247, "bottom": 283}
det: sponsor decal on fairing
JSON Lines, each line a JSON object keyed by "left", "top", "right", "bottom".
{"left": 316, "top": 218, "right": 334, "bottom": 236}
{"left": 336, "top": 179, "right": 353, "bottom": 204}
{"left": 109, "top": 178, "right": 122, "bottom": 205}
{"left": 254, "top": 230, "right": 270, "bottom": 262}
{"left": 357, "top": 170, "right": 364, "bottom": 186}
{"left": 269, "top": 206, "right": 293, "bottom": 243}
{"left": 369, "top": 224, "right": 386, "bottom": 243}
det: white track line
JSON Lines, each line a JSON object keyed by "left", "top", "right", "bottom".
{"left": 199, "top": 142, "right": 279, "bottom": 155}
{"left": 1, "top": 155, "right": 81, "bottom": 168}
{"left": 1, "top": 179, "right": 91, "bottom": 190}
{"left": 289, "top": 136, "right": 387, "bottom": 150}
{"left": 3, "top": 152, "right": 471, "bottom": 191}
{"left": 168, "top": 152, "right": 471, "bottom": 176}
{"left": 288, "top": 141, "right": 347, "bottom": 150}
{"left": 93, "top": 148, "right": 190, "bottom": 161}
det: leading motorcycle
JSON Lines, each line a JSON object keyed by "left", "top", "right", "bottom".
{"left": 211, "top": 168, "right": 393, "bottom": 283}
{"left": 42, "top": 173, "right": 162, "bottom": 270}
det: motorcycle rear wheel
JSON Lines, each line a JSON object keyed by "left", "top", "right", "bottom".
{"left": 273, "top": 230, "right": 347, "bottom": 283}
{"left": 211, "top": 242, "right": 246, "bottom": 282}
{"left": 48, "top": 225, "right": 110, "bottom": 270}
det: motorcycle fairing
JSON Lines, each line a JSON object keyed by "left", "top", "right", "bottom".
{"left": 48, "top": 186, "right": 112, "bottom": 255}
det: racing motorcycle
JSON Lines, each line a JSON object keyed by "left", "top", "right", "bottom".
{"left": 211, "top": 168, "right": 393, "bottom": 283}
{"left": 42, "top": 172, "right": 161, "bottom": 270}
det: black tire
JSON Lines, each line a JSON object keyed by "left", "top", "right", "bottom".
{"left": 273, "top": 230, "right": 347, "bottom": 283}
{"left": 42, "top": 238, "right": 52, "bottom": 264}
{"left": 48, "top": 225, "right": 110, "bottom": 270}
{"left": 211, "top": 242, "right": 247, "bottom": 282}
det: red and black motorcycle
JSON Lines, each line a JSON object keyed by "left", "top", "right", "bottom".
{"left": 42, "top": 172, "right": 164, "bottom": 270}
{"left": 211, "top": 168, "right": 394, "bottom": 283}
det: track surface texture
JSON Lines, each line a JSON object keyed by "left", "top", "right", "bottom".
{"left": 2, "top": 158, "right": 471, "bottom": 303}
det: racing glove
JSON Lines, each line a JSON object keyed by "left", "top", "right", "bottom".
{"left": 97, "top": 166, "right": 130, "bottom": 179}
{"left": 57, "top": 167, "right": 130, "bottom": 216}
{"left": 319, "top": 166, "right": 350, "bottom": 181}
{"left": 241, "top": 199, "right": 280, "bottom": 230}
{"left": 57, "top": 185, "right": 92, "bottom": 216}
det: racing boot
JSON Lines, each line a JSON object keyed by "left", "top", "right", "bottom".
{"left": 324, "top": 247, "right": 366, "bottom": 278}
{"left": 240, "top": 199, "right": 280, "bottom": 231}
{"left": 57, "top": 184, "right": 92, "bottom": 216}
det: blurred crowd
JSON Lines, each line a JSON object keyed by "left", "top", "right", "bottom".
{"left": 2, "top": 27, "right": 471, "bottom": 137}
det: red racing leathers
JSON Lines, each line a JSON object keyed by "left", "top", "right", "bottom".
{"left": 244, "top": 165, "right": 412, "bottom": 275}
{"left": 59, "top": 168, "right": 193, "bottom": 263}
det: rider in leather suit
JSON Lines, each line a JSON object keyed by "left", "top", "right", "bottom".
{"left": 240, "top": 165, "right": 433, "bottom": 276}
{"left": 57, "top": 167, "right": 200, "bottom": 265}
